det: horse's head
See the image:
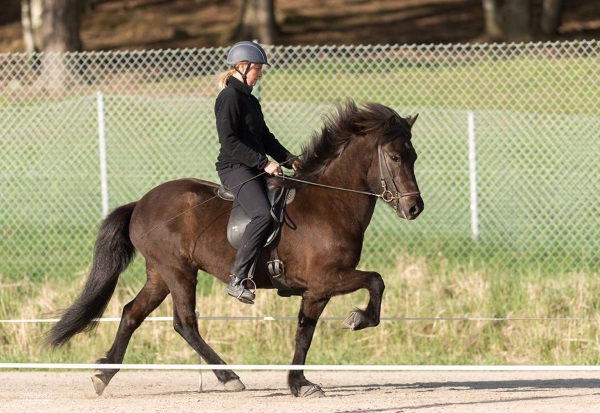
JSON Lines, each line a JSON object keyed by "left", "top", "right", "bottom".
{"left": 286, "top": 100, "right": 424, "bottom": 221}
{"left": 360, "top": 103, "right": 424, "bottom": 220}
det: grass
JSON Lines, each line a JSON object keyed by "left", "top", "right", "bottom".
{"left": 1, "top": 253, "right": 599, "bottom": 366}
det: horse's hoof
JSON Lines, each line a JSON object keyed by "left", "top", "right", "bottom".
{"left": 91, "top": 371, "right": 110, "bottom": 396}
{"left": 341, "top": 311, "right": 361, "bottom": 330}
{"left": 299, "top": 384, "right": 324, "bottom": 398}
{"left": 223, "top": 378, "right": 246, "bottom": 391}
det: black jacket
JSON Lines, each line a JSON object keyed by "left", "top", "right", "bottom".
{"left": 214, "top": 77, "right": 292, "bottom": 171}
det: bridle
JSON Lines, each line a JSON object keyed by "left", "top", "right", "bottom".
{"left": 376, "top": 144, "right": 421, "bottom": 211}
{"left": 277, "top": 145, "right": 420, "bottom": 210}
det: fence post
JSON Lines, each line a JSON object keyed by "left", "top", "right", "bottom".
{"left": 97, "top": 91, "right": 109, "bottom": 218}
{"left": 468, "top": 110, "right": 480, "bottom": 239}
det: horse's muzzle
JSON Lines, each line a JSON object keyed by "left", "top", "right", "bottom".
{"left": 398, "top": 195, "right": 424, "bottom": 220}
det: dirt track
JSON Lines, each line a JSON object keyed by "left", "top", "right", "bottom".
{"left": 1, "top": 370, "right": 600, "bottom": 412}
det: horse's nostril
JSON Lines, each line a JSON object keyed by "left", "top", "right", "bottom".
{"left": 409, "top": 204, "right": 421, "bottom": 218}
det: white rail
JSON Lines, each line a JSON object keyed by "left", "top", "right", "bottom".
{"left": 1, "top": 363, "right": 599, "bottom": 371}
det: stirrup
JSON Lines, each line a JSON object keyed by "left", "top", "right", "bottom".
{"left": 226, "top": 277, "right": 256, "bottom": 304}
{"left": 243, "top": 277, "right": 256, "bottom": 293}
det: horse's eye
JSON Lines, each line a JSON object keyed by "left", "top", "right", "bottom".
{"left": 389, "top": 154, "right": 401, "bottom": 163}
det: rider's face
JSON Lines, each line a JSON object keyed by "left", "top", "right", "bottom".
{"left": 240, "top": 63, "right": 264, "bottom": 86}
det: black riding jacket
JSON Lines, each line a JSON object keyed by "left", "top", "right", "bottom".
{"left": 214, "top": 76, "right": 292, "bottom": 171}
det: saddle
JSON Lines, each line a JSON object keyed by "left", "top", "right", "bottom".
{"left": 217, "top": 184, "right": 294, "bottom": 249}
{"left": 217, "top": 184, "right": 300, "bottom": 295}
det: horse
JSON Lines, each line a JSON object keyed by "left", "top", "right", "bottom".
{"left": 44, "top": 100, "right": 424, "bottom": 398}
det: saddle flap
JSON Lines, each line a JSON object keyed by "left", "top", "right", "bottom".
{"left": 226, "top": 186, "right": 290, "bottom": 250}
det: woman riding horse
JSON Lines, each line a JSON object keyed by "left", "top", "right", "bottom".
{"left": 215, "top": 41, "right": 299, "bottom": 304}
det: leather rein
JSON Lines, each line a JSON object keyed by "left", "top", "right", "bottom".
{"left": 278, "top": 145, "right": 420, "bottom": 210}
{"left": 141, "top": 146, "right": 419, "bottom": 239}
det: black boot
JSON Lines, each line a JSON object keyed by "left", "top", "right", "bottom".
{"left": 225, "top": 276, "right": 255, "bottom": 304}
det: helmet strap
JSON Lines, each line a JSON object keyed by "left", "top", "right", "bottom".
{"left": 234, "top": 62, "right": 252, "bottom": 85}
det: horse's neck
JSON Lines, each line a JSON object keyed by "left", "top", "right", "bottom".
{"left": 312, "top": 152, "right": 378, "bottom": 233}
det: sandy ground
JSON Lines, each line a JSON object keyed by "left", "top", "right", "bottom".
{"left": 1, "top": 370, "right": 600, "bottom": 412}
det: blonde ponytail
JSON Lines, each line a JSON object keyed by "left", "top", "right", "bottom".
{"left": 217, "top": 68, "right": 237, "bottom": 89}
{"left": 217, "top": 62, "right": 251, "bottom": 89}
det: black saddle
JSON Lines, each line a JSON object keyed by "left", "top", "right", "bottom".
{"left": 217, "top": 184, "right": 294, "bottom": 250}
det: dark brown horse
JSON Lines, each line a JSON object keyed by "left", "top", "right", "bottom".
{"left": 45, "top": 100, "right": 424, "bottom": 397}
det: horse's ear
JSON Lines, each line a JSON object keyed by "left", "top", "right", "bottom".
{"left": 406, "top": 113, "right": 419, "bottom": 128}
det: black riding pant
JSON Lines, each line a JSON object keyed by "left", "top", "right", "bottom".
{"left": 218, "top": 164, "right": 272, "bottom": 279}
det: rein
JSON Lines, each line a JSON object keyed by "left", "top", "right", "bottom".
{"left": 278, "top": 145, "right": 420, "bottom": 207}
{"left": 142, "top": 146, "right": 420, "bottom": 239}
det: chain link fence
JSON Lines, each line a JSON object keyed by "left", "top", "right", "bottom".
{"left": 1, "top": 40, "right": 598, "bottom": 283}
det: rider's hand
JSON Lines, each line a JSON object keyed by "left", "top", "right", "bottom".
{"left": 264, "top": 161, "right": 282, "bottom": 176}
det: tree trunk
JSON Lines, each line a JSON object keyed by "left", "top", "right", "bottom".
{"left": 21, "top": 0, "right": 44, "bottom": 52}
{"left": 540, "top": 0, "right": 564, "bottom": 35}
{"left": 482, "top": 0, "right": 503, "bottom": 40}
{"left": 504, "top": 0, "right": 532, "bottom": 41}
{"left": 40, "top": 0, "right": 82, "bottom": 94}
{"left": 232, "top": 0, "right": 278, "bottom": 45}
{"left": 42, "top": 0, "right": 81, "bottom": 52}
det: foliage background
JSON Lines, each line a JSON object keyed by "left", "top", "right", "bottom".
{"left": 1, "top": 0, "right": 600, "bottom": 52}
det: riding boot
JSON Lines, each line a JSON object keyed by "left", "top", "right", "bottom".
{"left": 225, "top": 275, "right": 255, "bottom": 304}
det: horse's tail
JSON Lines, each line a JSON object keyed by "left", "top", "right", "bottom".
{"left": 44, "top": 202, "right": 137, "bottom": 347}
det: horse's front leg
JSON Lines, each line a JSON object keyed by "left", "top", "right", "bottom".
{"left": 288, "top": 295, "right": 329, "bottom": 398}
{"left": 337, "top": 269, "right": 385, "bottom": 331}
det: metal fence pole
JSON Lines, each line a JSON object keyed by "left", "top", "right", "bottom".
{"left": 97, "top": 91, "right": 109, "bottom": 218}
{"left": 468, "top": 110, "right": 479, "bottom": 239}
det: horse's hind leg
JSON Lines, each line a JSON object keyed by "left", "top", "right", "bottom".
{"left": 164, "top": 266, "right": 244, "bottom": 390}
{"left": 92, "top": 266, "right": 169, "bottom": 396}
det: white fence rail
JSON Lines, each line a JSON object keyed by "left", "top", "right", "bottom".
{"left": 1, "top": 41, "right": 598, "bottom": 282}
{"left": 3, "top": 363, "right": 600, "bottom": 371}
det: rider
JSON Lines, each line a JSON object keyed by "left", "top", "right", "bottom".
{"left": 215, "top": 41, "right": 298, "bottom": 305}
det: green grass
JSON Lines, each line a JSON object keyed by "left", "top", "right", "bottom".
{"left": 263, "top": 55, "right": 600, "bottom": 115}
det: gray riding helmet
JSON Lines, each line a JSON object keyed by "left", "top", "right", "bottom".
{"left": 226, "top": 41, "right": 270, "bottom": 67}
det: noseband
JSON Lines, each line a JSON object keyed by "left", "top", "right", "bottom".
{"left": 377, "top": 145, "right": 421, "bottom": 210}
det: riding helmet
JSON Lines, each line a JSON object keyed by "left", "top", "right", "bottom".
{"left": 226, "top": 41, "right": 270, "bottom": 67}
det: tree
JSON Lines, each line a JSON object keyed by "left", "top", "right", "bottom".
{"left": 21, "top": 0, "right": 44, "bottom": 52}
{"left": 481, "top": 0, "right": 565, "bottom": 41}
{"left": 482, "top": 0, "right": 503, "bottom": 40}
{"left": 540, "top": 0, "right": 564, "bottom": 35}
{"left": 36, "top": 0, "right": 83, "bottom": 94}
{"left": 232, "top": 0, "right": 279, "bottom": 45}
{"left": 504, "top": 0, "right": 532, "bottom": 41}
{"left": 21, "top": 0, "right": 81, "bottom": 53}
{"left": 41, "top": 0, "right": 82, "bottom": 53}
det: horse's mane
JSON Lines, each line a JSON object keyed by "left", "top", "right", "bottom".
{"left": 273, "top": 100, "right": 408, "bottom": 188}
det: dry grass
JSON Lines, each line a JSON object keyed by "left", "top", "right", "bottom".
{"left": 2, "top": 254, "right": 600, "bottom": 366}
